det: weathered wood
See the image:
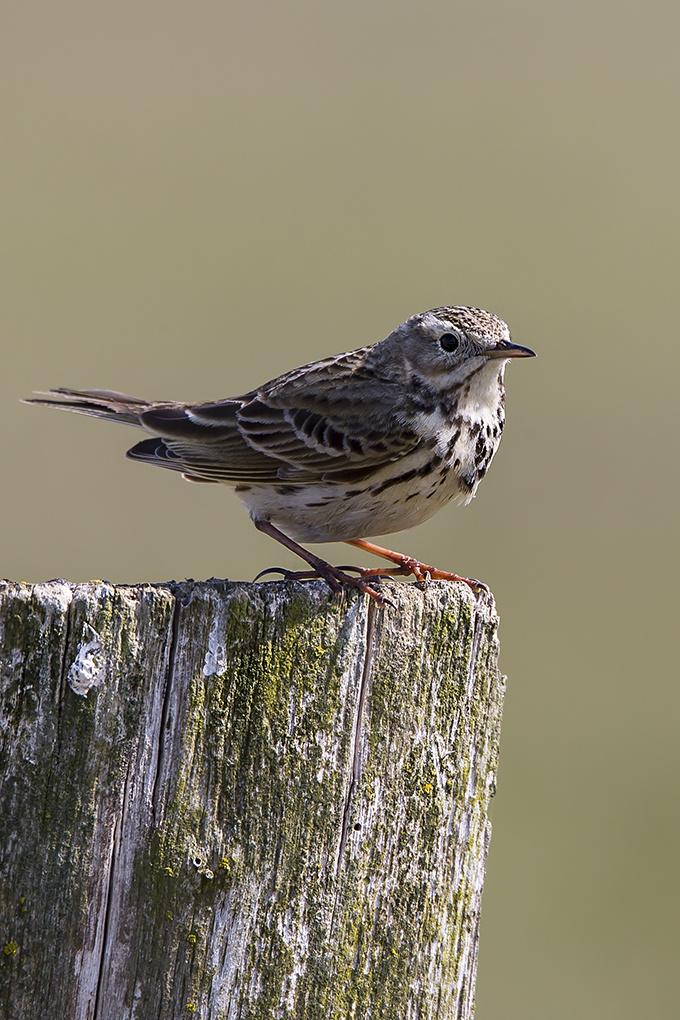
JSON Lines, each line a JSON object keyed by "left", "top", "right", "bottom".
{"left": 0, "top": 577, "right": 504, "bottom": 1020}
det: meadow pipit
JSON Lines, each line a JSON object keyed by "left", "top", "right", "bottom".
{"left": 26, "top": 306, "right": 535, "bottom": 605}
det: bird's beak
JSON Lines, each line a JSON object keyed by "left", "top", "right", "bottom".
{"left": 483, "top": 339, "right": 536, "bottom": 359}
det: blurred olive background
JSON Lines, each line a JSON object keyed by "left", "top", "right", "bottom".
{"left": 2, "top": 0, "right": 679, "bottom": 1015}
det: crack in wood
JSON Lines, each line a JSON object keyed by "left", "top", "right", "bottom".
{"left": 335, "top": 597, "right": 377, "bottom": 875}
{"left": 152, "top": 586, "right": 181, "bottom": 822}
{"left": 91, "top": 758, "right": 131, "bottom": 1020}
{"left": 55, "top": 585, "right": 74, "bottom": 766}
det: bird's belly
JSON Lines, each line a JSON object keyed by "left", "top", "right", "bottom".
{"left": 232, "top": 456, "right": 474, "bottom": 544}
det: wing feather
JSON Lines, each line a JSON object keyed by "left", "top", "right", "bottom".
{"left": 28, "top": 348, "right": 422, "bottom": 485}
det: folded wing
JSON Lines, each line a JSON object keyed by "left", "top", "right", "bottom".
{"left": 26, "top": 350, "right": 421, "bottom": 486}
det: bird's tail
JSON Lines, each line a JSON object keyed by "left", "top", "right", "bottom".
{"left": 23, "top": 388, "right": 153, "bottom": 427}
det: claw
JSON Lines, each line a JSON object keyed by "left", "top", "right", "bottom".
{"left": 252, "top": 566, "right": 292, "bottom": 582}
{"left": 426, "top": 569, "right": 488, "bottom": 593}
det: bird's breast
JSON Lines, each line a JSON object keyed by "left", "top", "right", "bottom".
{"left": 233, "top": 366, "right": 507, "bottom": 544}
{"left": 232, "top": 409, "right": 503, "bottom": 544}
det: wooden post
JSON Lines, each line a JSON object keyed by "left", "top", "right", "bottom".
{"left": 0, "top": 577, "right": 504, "bottom": 1020}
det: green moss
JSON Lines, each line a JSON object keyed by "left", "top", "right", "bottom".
{"left": 0, "top": 579, "right": 502, "bottom": 1017}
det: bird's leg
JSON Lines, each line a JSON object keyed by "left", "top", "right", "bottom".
{"left": 346, "top": 539, "right": 488, "bottom": 593}
{"left": 252, "top": 519, "right": 395, "bottom": 607}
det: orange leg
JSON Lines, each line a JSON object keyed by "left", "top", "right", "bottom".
{"left": 346, "top": 539, "right": 488, "bottom": 593}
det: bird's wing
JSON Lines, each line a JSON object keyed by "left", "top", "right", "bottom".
{"left": 26, "top": 350, "right": 423, "bottom": 485}
{"left": 134, "top": 350, "right": 422, "bottom": 485}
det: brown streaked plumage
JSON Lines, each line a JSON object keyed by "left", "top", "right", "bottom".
{"left": 25, "top": 305, "right": 535, "bottom": 605}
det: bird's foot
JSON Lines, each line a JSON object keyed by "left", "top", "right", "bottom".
{"left": 417, "top": 565, "right": 488, "bottom": 593}
{"left": 345, "top": 540, "right": 488, "bottom": 594}
{"left": 251, "top": 519, "right": 398, "bottom": 607}
{"left": 384, "top": 556, "right": 487, "bottom": 593}
{"left": 251, "top": 560, "right": 396, "bottom": 609}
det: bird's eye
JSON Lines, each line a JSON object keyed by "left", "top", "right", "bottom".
{"left": 439, "top": 332, "right": 460, "bottom": 353}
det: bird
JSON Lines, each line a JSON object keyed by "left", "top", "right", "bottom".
{"left": 25, "top": 305, "right": 535, "bottom": 606}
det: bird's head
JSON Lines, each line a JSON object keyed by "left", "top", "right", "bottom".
{"left": 376, "top": 305, "right": 535, "bottom": 386}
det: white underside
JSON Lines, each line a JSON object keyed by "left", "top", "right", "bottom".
{"left": 234, "top": 457, "right": 468, "bottom": 543}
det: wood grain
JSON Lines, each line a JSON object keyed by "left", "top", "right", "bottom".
{"left": 0, "top": 578, "right": 504, "bottom": 1020}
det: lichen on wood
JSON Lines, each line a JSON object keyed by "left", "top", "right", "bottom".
{"left": 0, "top": 577, "right": 504, "bottom": 1020}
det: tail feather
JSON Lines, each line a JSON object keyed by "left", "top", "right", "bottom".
{"left": 23, "top": 388, "right": 152, "bottom": 427}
